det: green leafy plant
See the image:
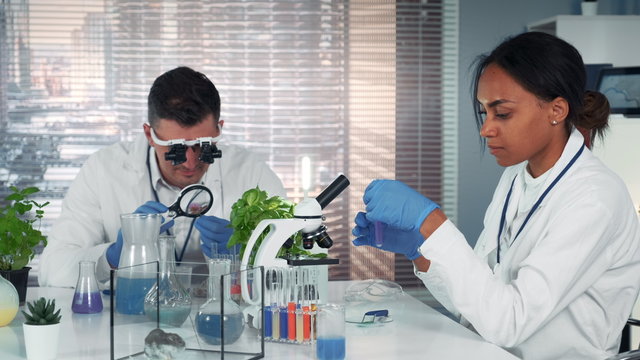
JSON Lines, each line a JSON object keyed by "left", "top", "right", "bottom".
{"left": 22, "top": 297, "right": 62, "bottom": 325}
{"left": 227, "top": 187, "right": 325, "bottom": 265}
{"left": 0, "top": 186, "right": 49, "bottom": 271}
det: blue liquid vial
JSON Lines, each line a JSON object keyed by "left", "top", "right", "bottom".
{"left": 264, "top": 305, "right": 272, "bottom": 338}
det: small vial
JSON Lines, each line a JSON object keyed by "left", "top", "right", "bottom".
{"left": 374, "top": 221, "right": 384, "bottom": 248}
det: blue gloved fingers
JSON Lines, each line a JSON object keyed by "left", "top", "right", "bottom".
{"left": 352, "top": 236, "right": 373, "bottom": 247}
{"left": 362, "top": 179, "right": 383, "bottom": 206}
{"left": 352, "top": 212, "right": 371, "bottom": 237}
{"left": 354, "top": 211, "right": 371, "bottom": 228}
{"left": 105, "top": 230, "right": 124, "bottom": 268}
{"left": 362, "top": 179, "right": 440, "bottom": 231}
{"left": 134, "top": 201, "right": 168, "bottom": 214}
{"left": 351, "top": 218, "right": 425, "bottom": 261}
{"left": 194, "top": 216, "right": 231, "bottom": 238}
{"left": 195, "top": 216, "right": 233, "bottom": 256}
{"left": 160, "top": 219, "right": 175, "bottom": 233}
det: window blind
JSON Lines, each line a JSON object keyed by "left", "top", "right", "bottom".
{"left": 0, "top": 0, "right": 459, "bottom": 292}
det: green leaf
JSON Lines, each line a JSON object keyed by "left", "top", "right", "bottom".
{"left": 0, "top": 186, "right": 48, "bottom": 270}
{"left": 21, "top": 187, "right": 40, "bottom": 196}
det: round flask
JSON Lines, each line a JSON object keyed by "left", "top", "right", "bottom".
{"left": 196, "top": 259, "right": 244, "bottom": 345}
{"left": 0, "top": 275, "right": 19, "bottom": 326}
{"left": 144, "top": 235, "right": 192, "bottom": 326}
{"left": 72, "top": 261, "right": 103, "bottom": 314}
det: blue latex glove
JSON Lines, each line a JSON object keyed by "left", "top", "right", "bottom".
{"left": 134, "top": 201, "right": 174, "bottom": 233}
{"left": 106, "top": 230, "right": 124, "bottom": 268}
{"left": 194, "top": 215, "right": 234, "bottom": 257}
{"left": 363, "top": 179, "right": 440, "bottom": 232}
{"left": 105, "top": 201, "right": 174, "bottom": 267}
{"left": 351, "top": 212, "right": 425, "bottom": 260}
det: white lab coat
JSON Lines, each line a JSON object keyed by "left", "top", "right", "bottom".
{"left": 416, "top": 129, "right": 640, "bottom": 360}
{"left": 39, "top": 134, "right": 285, "bottom": 287}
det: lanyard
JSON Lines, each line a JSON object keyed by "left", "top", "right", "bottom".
{"left": 146, "top": 146, "right": 195, "bottom": 264}
{"left": 496, "top": 144, "right": 585, "bottom": 263}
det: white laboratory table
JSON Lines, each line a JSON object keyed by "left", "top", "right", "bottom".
{"left": 0, "top": 282, "right": 518, "bottom": 360}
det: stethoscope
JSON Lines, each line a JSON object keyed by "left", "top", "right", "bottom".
{"left": 145, "top": 146, "right": 196, "bottom": 264}
{"left": 496, "top": 143, "right": 585, "bottom": 264}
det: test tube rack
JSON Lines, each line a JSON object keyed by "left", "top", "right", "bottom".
{"left": 263, "top": 266, "right": 321, "bottom": 345}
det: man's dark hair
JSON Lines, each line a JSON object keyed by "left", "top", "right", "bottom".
{"left": 147, "top": 66, "right": 221, "bottom": 127}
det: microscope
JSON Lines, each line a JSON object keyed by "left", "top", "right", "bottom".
{"left": 240, "top": 174, "right": 350, "bottom": 314}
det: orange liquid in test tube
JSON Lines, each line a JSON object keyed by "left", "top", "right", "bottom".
{"left": 288, "top": 302, "right": 296, "bottom": 341}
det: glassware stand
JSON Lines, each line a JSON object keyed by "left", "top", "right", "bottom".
{"left": 110, "top": 262, "right": 264, "bottom": 360}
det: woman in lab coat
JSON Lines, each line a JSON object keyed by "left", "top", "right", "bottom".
{"left": 352, "top": 31, "right": 640, "bottom": 360}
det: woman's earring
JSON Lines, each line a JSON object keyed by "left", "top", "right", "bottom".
{"left": 551, "top": 120, "right": 558, "bottom": 125}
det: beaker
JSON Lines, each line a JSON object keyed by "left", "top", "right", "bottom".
{"left": 72, "top": 261, "right": 103, "bottom": 314}
{"left": 144, "top": 235, "right": 192, "bottom": 326}
{"left": 196, "top": 259, "right": 245, "bottom": 345}
{"left": 115, "top": 213, "right": 161, "bottom": 315}
{"left": 316, "top": 303, "right": 346, "bottom": 360}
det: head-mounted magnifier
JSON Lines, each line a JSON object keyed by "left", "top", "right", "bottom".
{"left": 149, "top": 125, "right": 223, "bottom": 165}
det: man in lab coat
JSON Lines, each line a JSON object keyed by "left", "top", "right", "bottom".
{"left": 39, "top": 66, "right": 285, "bottom": 287}
{"left": 353, "top": 32, "right": 640, "bottom": 359}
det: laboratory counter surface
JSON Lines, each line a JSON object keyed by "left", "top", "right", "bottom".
{"left": 0, "top": 282, "right": 519, "bottom": 360}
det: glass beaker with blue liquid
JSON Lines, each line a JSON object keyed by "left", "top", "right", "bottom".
{"left": 196, "top": 258, "right": 245, "bottom": 345}
{"left": 115, "top": 213, "right": 161, "bottom": 315}
{"left": 316, "top": 303, "right": 346, "bottom": 360}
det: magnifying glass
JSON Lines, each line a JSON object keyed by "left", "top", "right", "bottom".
{"left": 167, "top": 184, "right": 213, "bottom": 219}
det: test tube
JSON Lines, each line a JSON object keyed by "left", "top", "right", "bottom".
{"left": 279, "top": 270, "right": 288, "bottom": 341}
{"left": 296, "top": 268, "right": 304, "bottom": 343}
{"left": 374, "top": 221, "right": 384, "bottom": 247}
{"left": 264, "top": 269, "right": 273, "bottom": 339}
{"left": 301, "top": 267, "right": 311, "bottom": 343}
{"left": 272, "top": 269, "right": 281, "bottom": 340}
{"left": 288, "top": 267, "right": 297, "bottom": 342}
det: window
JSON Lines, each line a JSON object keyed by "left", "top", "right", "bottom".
{"left": 0, "top": 0, "right": 458, "bottom": 295}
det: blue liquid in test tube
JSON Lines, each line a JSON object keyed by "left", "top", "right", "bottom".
{"left": 374, "top": 221, "right": 384, "bottom": 248}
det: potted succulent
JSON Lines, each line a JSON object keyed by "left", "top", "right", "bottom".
{"left": 0, "top": 186, "right": 49, "bottom": 304}
{"left": 22, "top": 297, "right": 62, "bottom": 360}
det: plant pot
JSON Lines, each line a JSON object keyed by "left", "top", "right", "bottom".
{"left": 0, "top": 267, "right": 31, "bottom": 305}
{"left": 23, "top": 322, "right": 61, "bottom": 360}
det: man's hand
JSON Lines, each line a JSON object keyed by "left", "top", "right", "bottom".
{"left": 195, "top": 215, "right": 234, "bottom": 257}
{"left": 105, "top": 201, "right": 174, "bottom": 267}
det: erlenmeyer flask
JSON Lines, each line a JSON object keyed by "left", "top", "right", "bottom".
{"left": 196, "top": 259, "right": 245, "bottom": 345}
{"left": 144, "top": 235, "right": 192, "bottom": 326}
{"left": 115, "top": 213, "right": 161, "bottom": 315}
{"left": 72, "top": 261, "right": 103, "bottom": 314}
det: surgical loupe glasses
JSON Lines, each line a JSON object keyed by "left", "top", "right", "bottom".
{"left": 149, "top": 126, "right": 222, "bottom": 165}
